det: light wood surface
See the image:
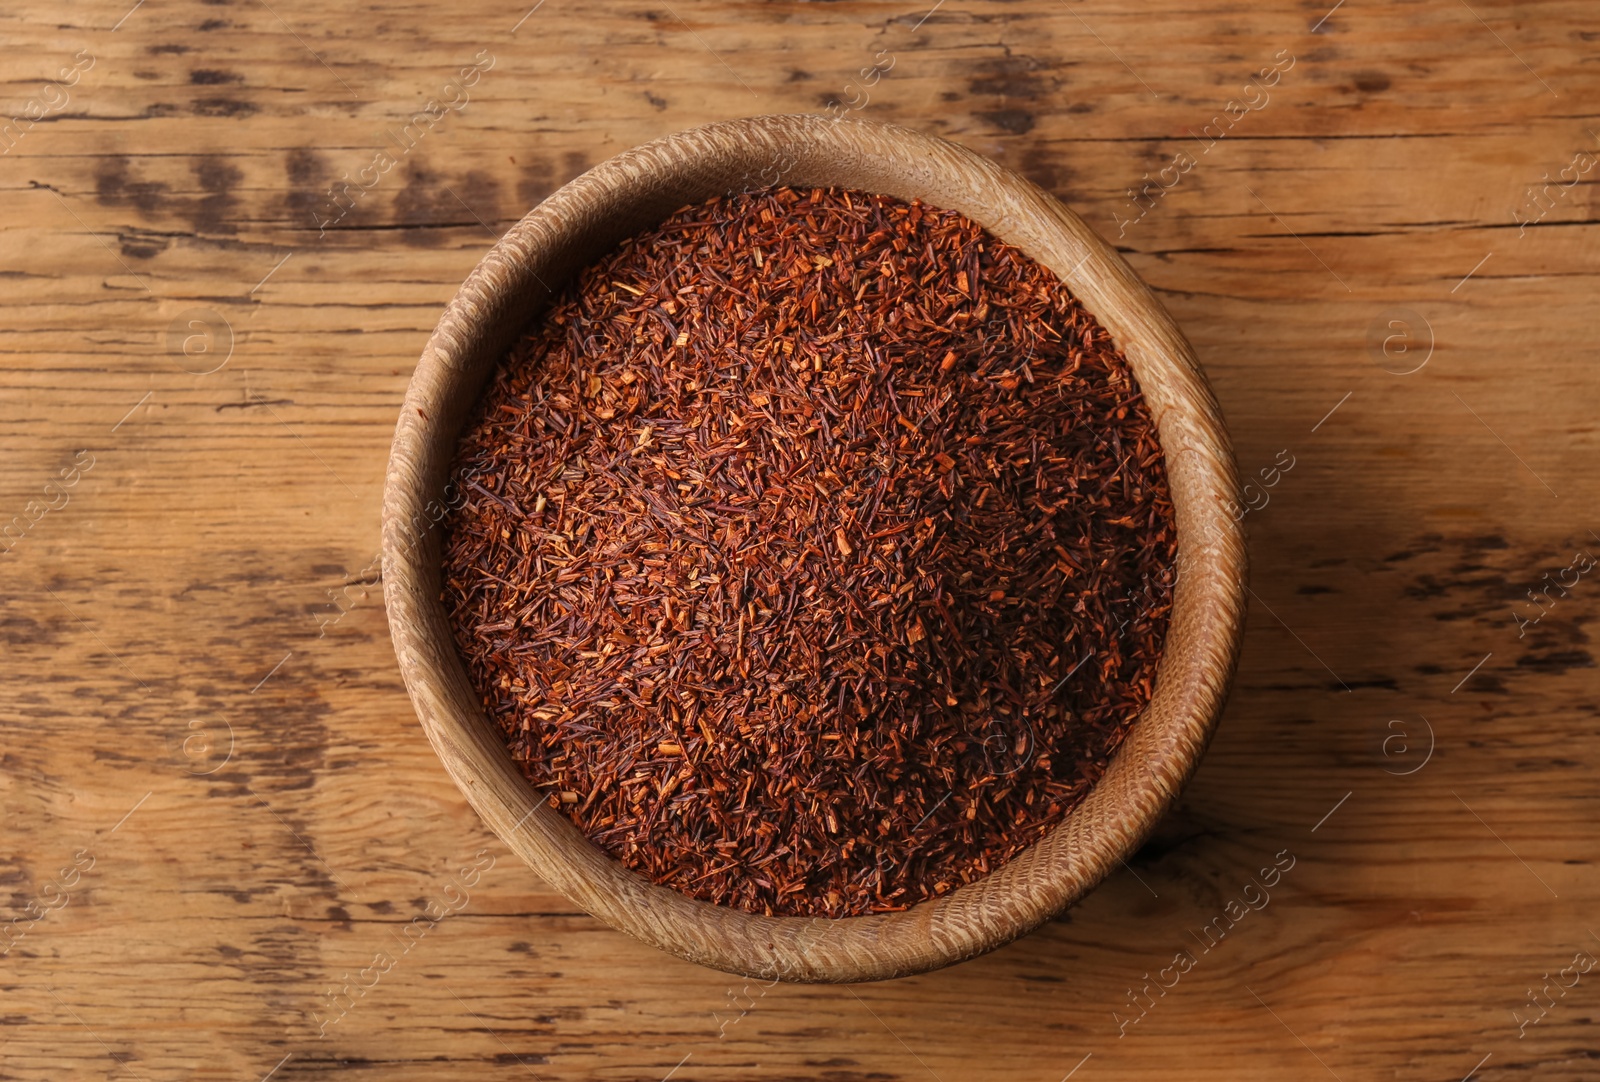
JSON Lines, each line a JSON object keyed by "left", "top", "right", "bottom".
{"left": 2, "top": 0, "right": 1596, "bottom": 1077}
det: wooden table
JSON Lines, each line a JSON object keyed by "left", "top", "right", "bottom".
{"left": 3, "top": 1, "right": 1596, "bottom": 1078}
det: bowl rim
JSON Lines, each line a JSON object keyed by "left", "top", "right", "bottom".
{"left": 382, "top": 113, "right": 1247, "bottom": 983}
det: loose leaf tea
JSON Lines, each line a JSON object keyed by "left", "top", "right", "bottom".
{"left": 441, "top": 186, "right": 1176, "bottom": 918}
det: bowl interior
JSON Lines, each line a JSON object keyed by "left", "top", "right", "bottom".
{"left": 382, "top": 114, "right": 1246, "bottom": 983}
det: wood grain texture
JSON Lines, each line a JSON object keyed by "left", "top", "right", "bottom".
{"left": 1, "top": 0, "right": 1596, "bottom": 1076}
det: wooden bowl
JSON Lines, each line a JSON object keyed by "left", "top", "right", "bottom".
{"left": 382, "top": 114, "right": 1246, "bottom": 983}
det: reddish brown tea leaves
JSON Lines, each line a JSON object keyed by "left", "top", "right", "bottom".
{"left": 441, "top": 186, "right": 1176, "bottom": 919}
